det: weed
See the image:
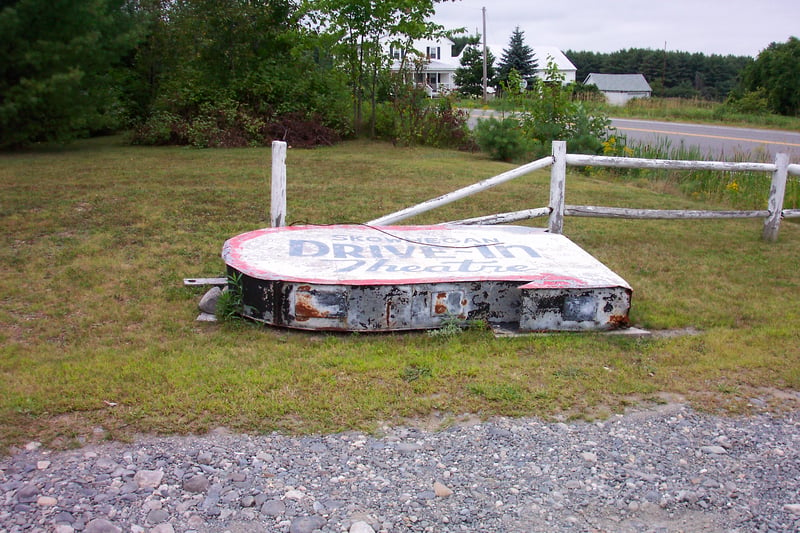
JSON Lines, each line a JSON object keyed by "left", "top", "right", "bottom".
{"left": 716, "top": 383, "right": 741, "bottom": 395}
{"left": 427, "top": 314, "right": 464, "bottom": 338}
{"left": 400, "top": 364, "right": 433, "bottom": 383}
{"left": 215, "top": 272, "right": 243, "bottom": 322}
{"left": 468, "top": 383, "right": 523, "bottom": 402}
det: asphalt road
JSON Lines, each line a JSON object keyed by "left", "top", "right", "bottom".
{"left": 465, "top": 109, "right": 800, "bottom": 164}
{"left": 610, "top": 118, "right": 800, "bottom": 164}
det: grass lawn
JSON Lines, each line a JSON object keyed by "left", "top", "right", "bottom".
{"left": 1, "top": 136, "right": 798, "bottom": 451}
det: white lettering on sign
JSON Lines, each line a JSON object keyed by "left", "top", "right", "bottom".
{"left": 222, "top": 225, "right": 631, "bottom": 288}
{"left": 289, "top": 240, "right": 539, "bottom": 259}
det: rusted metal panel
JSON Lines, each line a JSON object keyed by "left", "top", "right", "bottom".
{"left": 222, "top": 225, "right": 631, "bottom": 332}
{"left": 520, "top": 287, "right": 631, "bottom": 332}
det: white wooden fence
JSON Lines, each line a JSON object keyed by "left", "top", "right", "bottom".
{"left": 270, "top": 140, "right": 799, "bottom": 242}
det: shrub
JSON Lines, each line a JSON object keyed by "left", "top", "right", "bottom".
{"left": 129, "top": 111, "right": 185, "bottom": 146}
{"left": 474, "top": 117, "right": 531, "bottom": 161}
{"left": 132, "top": 104, "right": 339, "bottom": 148}
{"left": 724, "top": 88, "right": 770, "bottom": 115}
{"left": 566, "top": 102, "right": 610, "bottom": 154}
{"left": 373, "top": 85, "right": 472, "bottom": 150}
{"left": 485, "top": 59, "right": 612, "bottom": 160}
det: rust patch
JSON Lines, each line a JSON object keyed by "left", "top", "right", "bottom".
{"left": 294, "top": 293, "right": 328, "bottom": 319}
{"left": 609, "top": 314, "right": 630, "bottom": 328}
{"left": 434, "top": 292, "right": 448, "bottom": 315}
{"left": 385, "top": 301, "right": 394, "bottom": 327}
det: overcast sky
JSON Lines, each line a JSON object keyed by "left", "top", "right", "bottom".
{"left": 432, "top": 0, "right": 799, "bottom": 57}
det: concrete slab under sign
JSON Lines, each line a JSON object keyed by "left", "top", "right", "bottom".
{"left": 221, "top": 224, "right": 632, "bottom": 332}
{"left": 491, "top": 324, "right": 650, "bottom": 338}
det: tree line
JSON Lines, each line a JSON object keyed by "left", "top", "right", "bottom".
{"left": 565, "top": 48, "right": 753, "bottom": 101}
{"left": 1, "top": 0, "right": 797, "bottom": 150}
{"left": 565, "top": 40, "right": 799, "bottom": 115}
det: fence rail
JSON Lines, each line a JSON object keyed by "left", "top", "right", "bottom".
{"left": 270, "top": 140, "right": 798, "bottom": 242}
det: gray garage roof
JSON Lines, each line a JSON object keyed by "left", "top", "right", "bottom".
{"left": 584, "top": 73, "right": 652, "bottom": 92}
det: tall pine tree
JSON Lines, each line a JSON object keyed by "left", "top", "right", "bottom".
{"left": 455, "top": 44, "right": 496, "bottom": 97}
{"left": 497, "top": 27, "right": 537, "bottom": 87}
{"left": 0, "top": 0, "right": 138, "bottom": 148}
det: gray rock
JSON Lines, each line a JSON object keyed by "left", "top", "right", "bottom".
{"left": 416, "top": 490, "right": 436, "bottom": 500}
{"left": 147, "top": 509, "right": 170, "bottom": 524}
{"left": 15, "top": 483, "right": 39, "bottom": 503}
{"left": 350, "top": 521, "right": 376, "bottom": 533}
{"left": 580, "top": 451, "right": 598, "bottom": 462}
{"left": 700, "top": 445, "right": 728, "bottom": 455}
{"left": 196, "top": 312, "right": 217, "bottom": 322}
{"left": 134, "top": 469, "right": 164, "bottom": 489}
{"left": 84, "top": 519, "right": 122, "bottom": 533}
{"left": 784, "top": 503, "right": 800, "bottom": 515}
{"left": 54, "top": 511, "right": 76, "bottom": 524}
{"left": 261, "top": 499, "right": 286, "bottom": 516}
{"left": 289, "top": 516, "right": 327, "bottom": 533}
{"left": 198, "top": 287, "right": 222, "bottom": 314}
{"left": 433, "top": 481, "right": 453, "bottom": 497}
{"left": 395, "top": 442, "right": 421, "bottom": 453}
{"left": 183, "top": 474, "right": 210, "bottom": 493}
{"left": 197, "top": 451, "right": 214, "bottom": 465}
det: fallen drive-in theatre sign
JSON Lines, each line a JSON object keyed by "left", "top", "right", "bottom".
{"left": 222, "top": 224, "right": 631, "bottom": 332}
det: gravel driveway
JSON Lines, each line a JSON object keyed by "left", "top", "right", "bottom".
{"left": 2, "top": 402, "right": 799, "bottom": 532}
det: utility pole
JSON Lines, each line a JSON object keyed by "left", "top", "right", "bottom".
{"left": 482, "top": 7, "right": 487, "bottom": 102}
{"left": 662, "top": 41, "right": 667, "bottom": 98}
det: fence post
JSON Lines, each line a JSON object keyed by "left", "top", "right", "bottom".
{"left": 762, "top": 152, "right": 788, "bottom": 242}
{"left": 548, "top": 141, "right": 567, "bottom": 234}
{"left": 271, "top": 141, "right": 287, "bottom": 227}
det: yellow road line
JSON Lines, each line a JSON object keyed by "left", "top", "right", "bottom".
{"left": 616, "top": 126, "right": 800, "bottom": 148}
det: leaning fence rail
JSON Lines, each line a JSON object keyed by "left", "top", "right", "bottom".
{"left": 270, "top": 140, "right": 798, "bottom": 242}
{"left": 366, "top": 156, "right": 555, "bottom": 226}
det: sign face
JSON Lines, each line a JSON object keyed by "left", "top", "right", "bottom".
{"left": 222, "top": 225, "right": 630, "bottom": 290}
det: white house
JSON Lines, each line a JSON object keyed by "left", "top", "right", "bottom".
{"left": 389, "top": 37, "right": 577, "bottom": 96}
{"left": 583, "top": 73, "right": 652, "bottom": 105}
{"left": 388, "top": 37, "right": 461, "bottom": 96}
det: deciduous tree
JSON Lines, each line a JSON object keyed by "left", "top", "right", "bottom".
{"left": 740, "top": 37, "right": 800, "bottom": 116}
{"left": 303, "top": 0, "right": 457, "bottom": 135}
{"left": 128, "top": 0, "right": 352, "bottom": 147}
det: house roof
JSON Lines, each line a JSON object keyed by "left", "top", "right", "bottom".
{"left": 584, "top": 73, "right": 652, "bottom": 92}
{"left": 485, "top": 44, "right": 577, "bottom": 74}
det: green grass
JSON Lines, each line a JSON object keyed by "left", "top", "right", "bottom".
{"left": 1, "top": 136, "right": 798, "bottom": 451}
